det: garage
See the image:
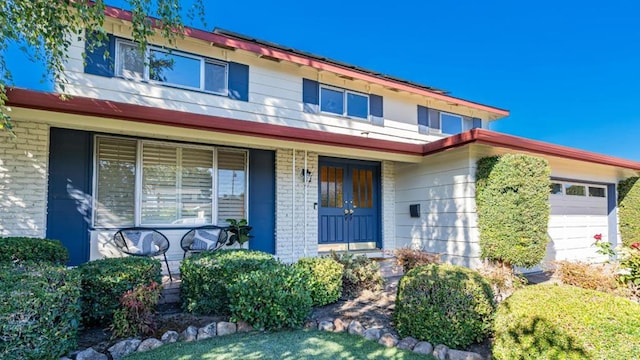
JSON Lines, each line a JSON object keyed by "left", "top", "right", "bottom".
{"left": 546, "top": 180, "right": 610, "bottom": 264}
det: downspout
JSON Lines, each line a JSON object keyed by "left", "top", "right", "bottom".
{"left": 292, "top": 148, "right": 296, "bottom": 263}
{"left": 303, "top": 149, "right": 308, "bottom": 257}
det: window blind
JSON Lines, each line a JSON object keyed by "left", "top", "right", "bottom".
{"left": 95, "top": 137, "right": 137, "bottom": 227}
{"left": 141, "top": 144, "right": 178, "bottom": 224}
{"left": 217, "top": 149, "right": 247, "bottom": 224}
{"left": 180, "top": 147, "right": 214, "bottom": 224}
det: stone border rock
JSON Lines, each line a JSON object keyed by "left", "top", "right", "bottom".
{"left": 61, "top": 318, "right": 484, "bottom": 360}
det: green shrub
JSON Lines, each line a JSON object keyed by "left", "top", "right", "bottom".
{"left": 618, "top": 177, "right": 640, "bottom": 247}
{"left": 294, "top": 257, "right": 343, "bottom": 306}
{"left": 329, "top": 251, "right": 384, "bottom": 298}
{"left": 393, "top": 247, "right": 441, "bottom": 273}
{"left": 476, "top": 154, "right": 551, "bottom": 268}
{"left": 77, "top": 257, "right": 161, "bottom": 325}
{"left": 0, "top": 237, "right": 68, "bottom": 264}
{"left": 618, "top": 245, "right": 640, "bottom": 287}
{"left": 110, "top": 281, "right": 162, "bottom": 339}
{"left": 494, "top": 284, "right": 640, "bottom": 359}
{"left": 0, "top": 263, "right": 81, "bottom": 360}
{"left": 394, "top": 264, "right": 495, "bottom": 348}
{"left": 228, "top": 264, "right": 312, "bottom": 330}
{"left": 180, "top": 249, "right": 278, "bottom": 314}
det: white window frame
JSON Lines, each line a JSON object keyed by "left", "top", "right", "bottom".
{"left": 114, "top": 38, "right": 229, "bottom": 96}
{"left": 92, "top": 135, "right": 248, "bottom": 228}
{"left": 549, "top": 180, "right": 607, "bottom": 198}
{"left": 319, "top": 84, "right": 369, "bottom": 120}
{"left": 439, "top": 112, "right": 464, "bottom": 135}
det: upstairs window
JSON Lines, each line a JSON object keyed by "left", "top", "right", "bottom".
{"left": 320, "top": 85, "right": 369, "bottom": 119}
{"left": 115, "top": 39, "right": 228, "bottom": 95}
{"left": 440, "top": 113, "right": 463, "bottom": 135}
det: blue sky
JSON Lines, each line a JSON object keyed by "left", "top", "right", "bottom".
{"left": 7, "top": 0, "right": 640, "bottom": 160}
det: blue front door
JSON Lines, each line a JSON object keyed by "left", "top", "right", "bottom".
{"left": 318, "top": 158, "right": 380, "bottom": 249}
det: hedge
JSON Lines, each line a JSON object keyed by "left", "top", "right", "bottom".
{"left": 618, "top": 177, "right": 640, "bottom": 247}
{"left": 180, "top": 249, "right": 278, "bottom": 315}
{"left": 329, "top": 251, "right": 384, "bottom": 298}
{"left": 0, "top": 263, "right": 81, "bottom": 360}
{"left": 294, "top": 257, "right": 343, "bottom": 306}
{"left": 77, "top": 257, "right": 161, "bottom": 325}
{"left": 228, "top": 264, "right": 312, "bottom": 330}
{"left": 394, "top": 264, "right": 495, "bottom": 348}
{"left": 0, "top": 237, "right": 68, "bottom": 265}
{"left": 494, "top": 284, "right": 640, "bottom": 359}
{"left": 476, "top": 154, "right": 551, "bottom": 268}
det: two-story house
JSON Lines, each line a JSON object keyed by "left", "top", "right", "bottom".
{"left": 2, "top": 6, "right": 639, "bottom": 273}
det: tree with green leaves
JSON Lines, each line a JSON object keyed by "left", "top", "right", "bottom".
{"left": 0, "top": 0, "right": 205, "bottom": 134}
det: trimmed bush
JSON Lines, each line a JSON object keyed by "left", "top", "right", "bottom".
{"left": 494, "top": 284, "right": 640, "bottom": 359}
{"left": 394, "top": 264, "right": 495, "bottom": 348}
{"left": 476, "top": 154, "right": 551, "bottom": 268}
{"left": 329, "top": 251, "right": 384, "bottom": 298}
{"left": 0, "top": 263, "right": 81, "bottom": 360}
{"left": 294, "top": 257, "right": 343, "bottom": 306}
{"left": 228, "top": 264, "right": 312, "bottom": 330}
{"left": 180, "top": 249, "right": 278, "bottom": 314}
{"left": 618, "top": 177, "right": 640, "bottom": 247}
{"left": 0, "top": 237, "right": 68, "bottom": 264}
{"left": 77, "top": 257, "right": 161, "bottom": 325}
{"left": 393, "top": 247, "right": 441, "bottom": 273}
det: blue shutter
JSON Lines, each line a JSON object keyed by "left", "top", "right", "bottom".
{"left": 228, "top": 62, "right": 249, "bottom": 101}
{"left": 472, "top": 118, "right": 482, "bottom": 129}
{"left": 369, "top": 94, "right": 383, "bottom": 126}
{"left": 249, "top": 149, "right": 276, "bottom": 254}
{"left": 417, "top": 105, "right": 429, "bottom": 134}
{"left": 84, "top": 33, "right": 115, "bottom": 77}
{"left": 302, "top": 79, "right": 319, "bottom": 113}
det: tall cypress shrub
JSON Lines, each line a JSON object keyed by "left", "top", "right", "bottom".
{"left": 475, "top": 154, "right": 551, "bottom": 268}
{"left": 618, "top": 177, "right": 640, "bottom": 247}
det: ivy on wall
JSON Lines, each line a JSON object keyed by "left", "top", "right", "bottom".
{"left": 475, "top": 154, "right": 551, "bottom": 268}
{"left": 618, "top": 177, "right": 640, "bottom": 247}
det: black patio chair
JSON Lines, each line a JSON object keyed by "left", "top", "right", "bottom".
{"left": 113, "top": 227, "right": 173, "bottom": 281}
{"left": 180, "top": 225, "right": 229, "bottom": 259}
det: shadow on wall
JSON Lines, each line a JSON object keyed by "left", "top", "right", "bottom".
{"left": 0, "top": 136, "right": 47, "bottom": 237}
{"left": 399, "top": 166, "right": 476, "bottom": 267}
{"left": 63, "top": 72, "right": 368, "bottom": 138}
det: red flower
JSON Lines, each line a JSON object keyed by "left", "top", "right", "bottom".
{"left": 593, "top": 234, "right": 603, "bottom": 241}
{"left": 631, "top": 242, "right": 640, "bottom": 249}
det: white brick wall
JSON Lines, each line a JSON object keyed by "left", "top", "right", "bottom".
{"left": 381, "top": 161, "right": 396, "bottom": 250}
{"left": 0, "top": 120, "right": 49, "bottom": 237}
{"left": 275, "top": 148, "right": 318, "bottom": 263}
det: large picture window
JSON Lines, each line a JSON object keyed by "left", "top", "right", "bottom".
{"left": 115, "top": 39, "right": 228, "bottom": 95}
{"left": 94, "top": 136, "right": 247, "bottom": 228}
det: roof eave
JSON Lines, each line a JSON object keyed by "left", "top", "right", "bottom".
{"left": 423, "top": 128, "right": 640, "bottom": 171}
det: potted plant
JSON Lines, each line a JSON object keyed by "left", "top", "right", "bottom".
{"left": 226, "top": 218, "right": 253, "bottom": 246}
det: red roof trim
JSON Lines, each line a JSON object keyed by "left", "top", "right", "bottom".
{"left": 6, "top": 88, "right": 423, "bottom": 156}
{"left": 7, "top": 89, "right": 639, "bottom": 170}
{"left": 103, "top": 6, "right": 509, "bottom": 117}
{"left": 423, "top": 128, "right": 640, "bottom": 171}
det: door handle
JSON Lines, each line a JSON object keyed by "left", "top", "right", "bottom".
{"left": 344, "top": 209, "right": 349, "bottom": 215}
{"left": 349, "top": 209, "right": 354, "bottom": 215}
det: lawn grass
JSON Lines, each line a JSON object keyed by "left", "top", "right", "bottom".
{"left": 125, "top": 329, "right": 433, "bottom": 360}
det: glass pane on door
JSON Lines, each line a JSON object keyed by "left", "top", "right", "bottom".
{"left": 320, "top": 166, "right": 343, "bottom": 208}
{"left": 353, "top": 168, "right": 373, "bottom": 209}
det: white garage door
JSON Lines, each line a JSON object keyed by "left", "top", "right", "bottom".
{"left": 546, "top": 181, "right": 609, "bottom": 264}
